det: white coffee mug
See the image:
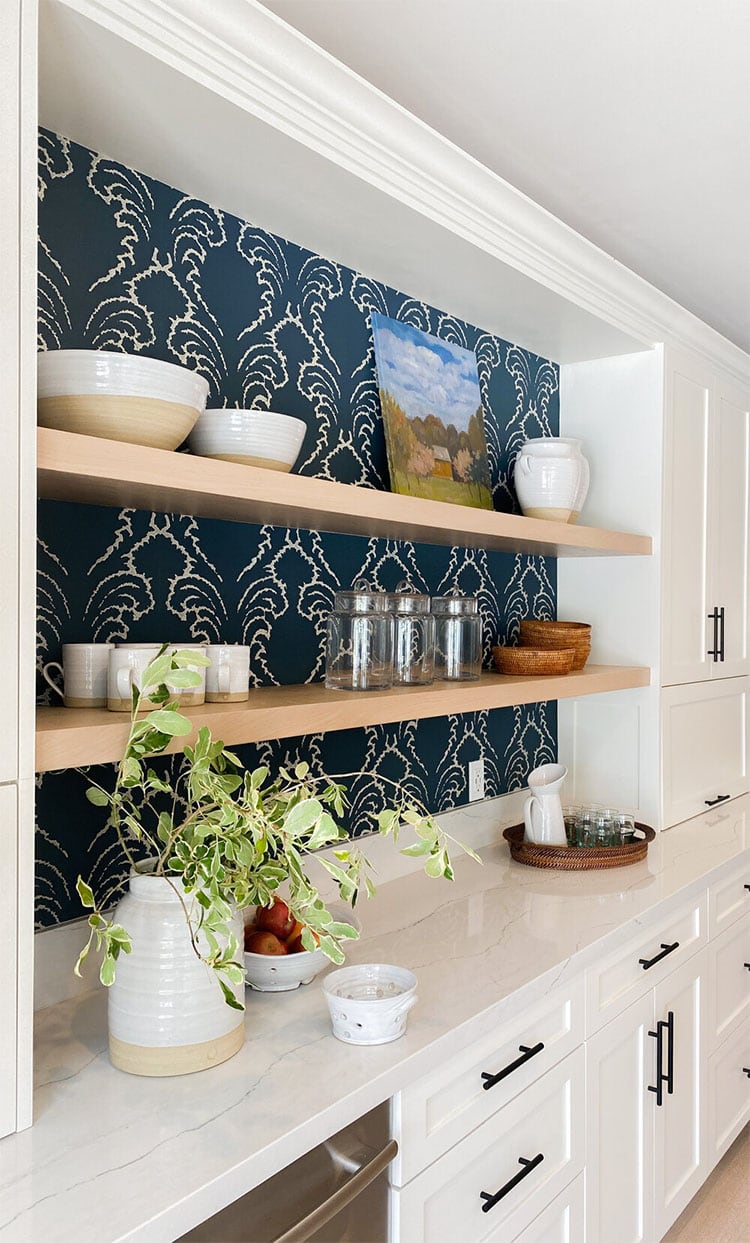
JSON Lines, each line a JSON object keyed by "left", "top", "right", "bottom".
{"left": 42, "top": 642, "right": 114, "bottom": 708}
{"left": 205, "top": 645, "right": 250, "bottom": 702}
{"left": 107, "top": 644, "right": 161, "bottom": 712}
{"left": 168, "top": 643, "right": 207, "bottom": 706}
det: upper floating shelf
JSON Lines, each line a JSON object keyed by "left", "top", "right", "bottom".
{"left": 35, "top": 665, "right": 651, "bottom": 773}
{"left": 37, "top": 430, "right": 652, "bottom": 557}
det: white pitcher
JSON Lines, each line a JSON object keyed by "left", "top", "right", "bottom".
{"left": 523, "top": 762, "right": 568, "bottom": 846}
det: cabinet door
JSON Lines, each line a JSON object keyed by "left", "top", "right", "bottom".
{"left": 662, "top": 357, "right": 712, "bottom": 687}
{"left": 0, "top": 783, "right": 18, "bottom": 1139}
{"left": 661, "top": 679, "right": 749, "bottom": 827}
{"left": 707, "top": 914, "right": 750, "bottom": 1051}
{"left": 707, "top": 1018, "right": 750, "bottom": 1168}
{"left": 709, "top": 382, "right": 750, "bottom": 678}
{"left": 653, "top": 949, "right": 707, "bottom": 1240}
{"left": 585, "top": 992, "right": 654, "bottom": 1243}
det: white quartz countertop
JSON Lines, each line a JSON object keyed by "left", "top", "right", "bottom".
{"left": 1, "top": 797, "right": 748, "bottom": 1242}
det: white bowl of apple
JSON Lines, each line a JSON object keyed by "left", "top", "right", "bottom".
{"left": 243, "top": 897, "right": 360, "bottom": 992}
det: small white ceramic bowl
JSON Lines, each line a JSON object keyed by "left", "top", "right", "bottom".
{"left": 322, "top": 963, "right": 418, "bottom": 1045}
{"left": 243, "top": 905, "right": 360, "bottom": 993}
{"left": 188, "top": 408, "right": 307, "bottom": 473}
{"left": 37, "top": 349, "right": 209, "bottom": 450}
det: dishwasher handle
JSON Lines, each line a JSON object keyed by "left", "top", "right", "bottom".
{"left": 272, "top": 1138, "right": 399, "bottom": 1243}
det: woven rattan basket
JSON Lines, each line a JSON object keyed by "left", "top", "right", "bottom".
{"left": 519, "top": 620, "right": 591, "bottom": 671}
{"left": 492, "top": 645, "right": 576, "bottom": 676}
{"left": 503, "top": 822, "right": 655, "bottom": 870}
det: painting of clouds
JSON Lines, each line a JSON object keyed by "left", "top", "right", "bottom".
{"left": 371, "top": 314, "right": 493, "bottom": 509}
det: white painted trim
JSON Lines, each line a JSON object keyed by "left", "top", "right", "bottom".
{"left": 45, "top": 0, "right": 750, "bottom": 382}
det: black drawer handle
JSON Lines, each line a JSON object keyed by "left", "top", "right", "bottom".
{"left": 639, "top": 941, "right": 680, "bottom": 970}
{"left": 705, "top": 794, "right": 731, "bottom": 806}
{"left": 744, "top": 1068, "right": 750, "bottom": 1078}
{"left": 745, "top": 885, "right": 750, "bottom": 892}
{"left": 481, "top": 1042, "right": 545, "bottom": 1090}
{"left": 744, "top": 963, "right": 750, "bottom": 971}
{"left": 480, "top": 1153, "right": 544, "bottom": 1212}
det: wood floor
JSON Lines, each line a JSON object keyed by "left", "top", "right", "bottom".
{"left": 663, "top": 1126, "right": 749, "bottom": 1242}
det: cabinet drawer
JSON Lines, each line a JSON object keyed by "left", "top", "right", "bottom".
{"left": 389, "top": 1048, "right": 584, "bottom": 1243}
{"left": 513, "top": 1173, "right": 584, "bottom": 1243}
{"left": 661, "top": 679, "right": 749, "bottom": 828}
{"left": 390, "top": 978, "right": 584, "bottom": 1186}
{"left": 709, "top": 863, "right": 750, "bottom": 938}
{"left": 708, "top": 914, "right": 750, "bottom": 1050}
{"left": 586, "top": 895, "right": 706, "bottom": 1033}
{"left": 707, "top": 1018, "right": 750, "bottom": 1166}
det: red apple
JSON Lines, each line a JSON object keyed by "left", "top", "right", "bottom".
{"left": 245, "top": 930, "right": 288, "bottom": 956}
{"left": 255, "top": 897, "right": 294, "bottom": 939}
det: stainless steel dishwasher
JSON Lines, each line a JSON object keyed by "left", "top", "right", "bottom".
{"left": 178, "top": 1102, "right": 396, "bottom": 1243}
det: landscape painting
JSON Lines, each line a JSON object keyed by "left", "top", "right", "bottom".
{"left": 371, "top": 314, "right": 493, "bottom": 509}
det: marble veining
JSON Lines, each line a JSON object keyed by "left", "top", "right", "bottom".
{"left": 1, "top": 797, "right": 748, "bottom": 1243}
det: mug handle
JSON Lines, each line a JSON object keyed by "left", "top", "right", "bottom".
{"left": 41, "top": 661, "right": 65, "bottom": 700}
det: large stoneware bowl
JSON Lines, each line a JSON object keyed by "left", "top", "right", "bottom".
{"left": 188, "top": 408, "right": 307, "bottom": 472}
{"left": 37, "top": 349, "right": 209, "bottom": 450}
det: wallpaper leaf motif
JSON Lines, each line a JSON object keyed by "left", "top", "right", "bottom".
{"left": 35, "top": 128, "right": 560, "bottom": 929}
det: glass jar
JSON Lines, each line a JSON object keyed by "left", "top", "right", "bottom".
{"left": 325, "top": 587, "right": 394, "bottom": 691}
{"left": 386, "top": 584, "right": 435, "bottom": 686}
{"left": 432, "top": 595, "right": 482, "bottom": 681}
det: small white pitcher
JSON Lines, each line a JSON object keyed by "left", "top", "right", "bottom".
{"left": 523, "top": 762, "right": 568, "bottom": 846}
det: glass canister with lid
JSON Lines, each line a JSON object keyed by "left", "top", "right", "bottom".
{"left": 386, "top": 581, "right": 435, "bottom": 686}
{"left": 325, "top": 584, "right": 394, "bottom": 691}
{"left": 432, "top": 595, "right": 482, "bottom": 681}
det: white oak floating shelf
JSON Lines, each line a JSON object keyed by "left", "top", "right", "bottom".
{"left": 35, "top": 666, "right": 650, "bottom": 773}
{"left": 37, "top": 430, "right": 652, "bottom": 558}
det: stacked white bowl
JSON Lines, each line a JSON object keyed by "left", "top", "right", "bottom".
{"left": 37, "top": 349, "right": 209, "bottom": 451}
{"left": 188, "top": 408, "right": 307, "bottom": 473}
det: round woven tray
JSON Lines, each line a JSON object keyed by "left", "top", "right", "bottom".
{"left": 503, "top": 822, "right": 655, "bottom": 870}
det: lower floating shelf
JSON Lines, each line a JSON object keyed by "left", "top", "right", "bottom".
{"left": 35, "top": 665, "right": 650, "bottom": 772}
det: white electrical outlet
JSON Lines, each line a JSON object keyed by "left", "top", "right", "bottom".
{"left": 468, "top": 757, "right": 485, "bottom": 802}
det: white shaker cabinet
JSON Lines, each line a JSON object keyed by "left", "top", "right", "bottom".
{"left": 652, "top": 949, "right": 707, "bottom": 1240}
{"left": 661, "top": 678, "right": 749, "bottom": 828}
{"left": 662, "top": 352, "right": 750, "bottom": 687}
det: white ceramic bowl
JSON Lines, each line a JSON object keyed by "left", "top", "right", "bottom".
{"left": 37, "top": 349, "right": 209, "bottom": 450}
{"left": 243, "top": 904, "right": 360, "bottom": 993}
{"left": 188, "top": 408, "right": 307, "bottom": 473}
{"left": 322, "top": 963, "right": 418, "bottom": 1045}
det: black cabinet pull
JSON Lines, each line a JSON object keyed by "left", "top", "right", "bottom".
{"left": 707, "top": 607, "right": 720, "bottom": 661}
{"left": 743, "top": 1068, "right": 750, "bottom": 1078}
{"left": 705, "top": 794, "right": 731, "bottom": 806}
{"left": 665, "top": 1009, "right": 675, "bottom": 1095}
{"left": 639, "top": 941, "right": 680, "bottom": 970}
{"left": 648, "top": 1020, "right": 667, "bottom": 1106}
{"left": 719, "top": 606, "right": 726, "bottom": 662}
{"left": 744, "top": 963, "right": 750, "bottom": 971}
{"left": 480, "top": 1153, "right": 544, "bottom": 1212}
{"left": 744, "top": 885, "right": 750, "bottom": 892}
{"left": 481, "top": 1042, "right": 544, "bottom": 1090}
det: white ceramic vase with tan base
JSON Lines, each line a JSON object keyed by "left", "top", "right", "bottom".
{"left": 107, "top": 873, "right": 245, "bottom": 1077}
{"left": 514, "top": 438, "right": 590, "bottom": 523}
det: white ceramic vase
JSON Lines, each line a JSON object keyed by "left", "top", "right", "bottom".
{"left": 514, "top": 438, "right": 590, "bottom": 524}
{"left": 107, "top": 873, "right": 245, "bottom": 1077}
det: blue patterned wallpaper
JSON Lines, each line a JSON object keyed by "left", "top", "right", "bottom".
{"left": 35, "top": 129, "right": 559, "bottom": 929}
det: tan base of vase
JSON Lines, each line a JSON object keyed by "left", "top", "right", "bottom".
{"left": 522, "top": 505, "right": 574, "bottom": 522}
{"left": 173, "top": 691, "right": 205, "bottom": 706}
{"left": 205, "top": 690, "right": 249, "bottom": 702}
{"left": 38, "top": 394, "right": 200, "bottom": 451}
{"left": 109, "top": 1021, "right": 244, "bottom": 1077}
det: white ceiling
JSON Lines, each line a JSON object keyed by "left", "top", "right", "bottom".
{"left": 262, "top": 0, "right": 750, "bottom": 354}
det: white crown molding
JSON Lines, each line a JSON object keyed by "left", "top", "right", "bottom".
{"left": 52, "top": 0, "right": 750, "bottom": 382}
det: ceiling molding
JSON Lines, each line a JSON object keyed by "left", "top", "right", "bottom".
{"left": 54, "top": 0, "right": 750, "bottom": 382}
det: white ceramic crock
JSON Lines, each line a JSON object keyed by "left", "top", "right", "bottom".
{"left": 107, "top": 873, "right": 244, "bottom": 1077}
{"left": 514, "top": 438, "right": 590, "bottom": 524}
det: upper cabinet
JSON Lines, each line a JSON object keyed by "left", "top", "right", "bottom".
{"left": 662, "top": 351, "right": 750, "bottom": 686}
